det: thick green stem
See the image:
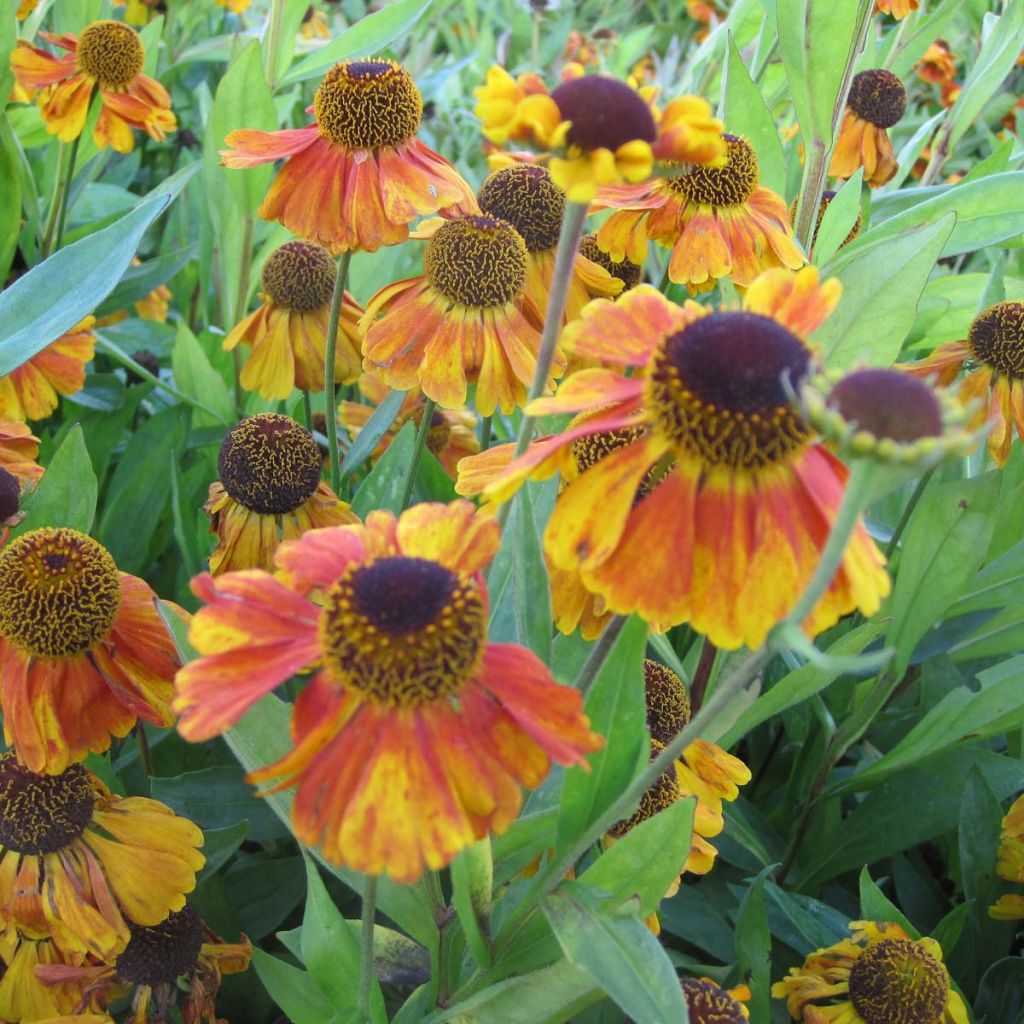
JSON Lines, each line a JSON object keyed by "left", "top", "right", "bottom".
{"left": 358, "top": 875, "right": 378, "bottom": 1021}
{"left": 885, "top": 466, "right": 935, "bottom": 558}
{"left": 577, "top": 614, "right": 628, "bottom": 698}
{"left": 399, "top": 398, "right": 436, "bottom": 511}
{"left": 262, "top": 0, "right": 288, "bottom": 91}
{"left": 792, "top": 0, "right": 874, "bottom": 250}
{"left": 324, "top": 251, "right": 353, "bottom": 493}
{"left": 41, "top": 135, "right": 78, "bottom": 258}
{"left": 478, "top": 415, "right": 492, "bottom": 451}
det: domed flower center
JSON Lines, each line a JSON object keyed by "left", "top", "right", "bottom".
{"left": 829, "top": 369, "right": 943, "bottom": 443}
{"left": 550, "top": 76, "right": 657, "bottom": 152}
{"left": 646, "top": 311, "right": 813, "bottom": 471}
{"left": 0, "top": 528, "right": 121, "bottom": 659}
{"left": 319, "top": 556, "right": 487, "bottom": 707}
{"left": 681, "top": 978, "right": 747, "bottom": 1024}
{"left": 968, "top": 301, "right": 1024, "bottom": 378}
{"left": 0, "top": 754, "right": 94, "bottom": 855}
{"left": 76, "top": 19, "right": 144, "bottom": 88}
{"left": 643, "top": 659, "right": 691, "bottom": 745}
{"left": 570, "top": 424, "right": 644, "bottom": 474}
{"left": 609, "top": 739, "right": 679, "bottom": 836}
{"left": 670, "top": 134, "right": 759, "bottom": 206}
{"left": 424, "top": 215, "right": 528, "bottom": 308}
{"left": 115, "top": 904, "right": 204, "bottom": 987}
{"left": 423, "top": 410, "right": 451, "bottom": 455}
{"left": 218, "top": 414, "right": 322, "bottom": 516}
{"left": 313, "top": 58, "right": 423, "bottom": 149}
{"left": 476, "top": 166, "right": 565, "bottom": 253}
{"left": 261, "top": 241, "right": 336, "bottom": 312}
{"left": 848, "top": 938, "right": 949, "bottom": 1024}
{"left": 848, "top": 69, "right": 907, "bottom": 128}
{"left": 0, "top": 467, "right": 20, "bottom": 522}
{"left": 579, "top": 234, "right": 643, "bottom": 290}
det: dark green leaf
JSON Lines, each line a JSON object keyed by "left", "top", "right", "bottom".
{"left": 251, "top": 949, "right": 335, "bottom": 1024}
{"left": 339, "top": 387, "right": 408, "bottom": 478}
{"left": 351, "top": 420, "right": 417, "bottom": 518}
{"left": 197, "top": 822, "right": 250, "bottom": 884}
{"left": 14, "top": 425, "right": 97, "bottom": 536}
{"left": 735, "top": 868, "right": 772, "bottom": 1021}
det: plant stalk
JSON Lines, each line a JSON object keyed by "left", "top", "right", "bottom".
{"left": 577, "top": 614, "right": 628, "bottom": 698}
{"left": 324, "top": 250, "right": 353, "bottom": 493}
{"left": 399, "top": 398, "right": 437, "bottom": 511}
{"left": 262, "top": 0, "right": 288, "bottom": 91}
{"left": 358, "top": 875, "right": 378, "bottom": 1021}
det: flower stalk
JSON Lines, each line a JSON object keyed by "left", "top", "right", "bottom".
{"left": 399, "top": 397, "right": 437, "bottom": 510}
{"left": 324, "top": 250, "right": 353, "bottom": 493}
{"left": 358, "top": 875, "right": 378, "bottom": 1021}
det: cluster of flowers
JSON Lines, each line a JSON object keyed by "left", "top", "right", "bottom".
{"left": 5, "top": 6, "right": 1024, "bottom": 1022}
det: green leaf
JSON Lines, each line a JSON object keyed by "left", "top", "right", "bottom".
{"left": 0, "top": 8, "right": 15, "bottom": 103}
{"left": 351, "top": 419, "right": 417, "bottom": 518}
{"left": 543, "top": 882, "right": 689, "bottom": 1024}
{"left": 427, "top": 959, "right": 601, "bottom": 1024}
{"left": 171, "top": 321, "right": 234, "bottom": 428}
{"left": 338, "top": 388, "right": 408, "bottom": 478}
{"left": 580, "top": 798, "right": 695, "bottom": 919}
{"left": 197, "top": 822, "right": 250, "bottom": 884}
{"left": 722, "top": 34, "right": 785, "bottom": 193}
{"left": 0, "top": 167, "right": 197, "bottom": 377}
{"left": 0, "top": 117, "right": 21, "bottom": 285}
{"left": 97, "top": 405, "right": 191, "bottom": 572}
{"left": 974, "top": 958, "right": 1024, "bottom": 1023}
{"left": 816, "top": 214, "right": 956, "bottom": 369}
{"left": 929, "top": 901, "right": 972, "bottom": 960}
{"left": 557, "top": 616, "right": 647, "bottom": 852}
{"left": 762, "top": 882, "right": 850, "bottom": 953}
{"left": 251, "top": 949, "right": 336, "bottom": 1024}
{"left": 283, "top": 0, "right": 434, "bottom": 85}
{"left": 886, "top": 471, "right": 1000, "bottom": 676}
{"left": 451, "top": 839, "right": 494, "bottom": 969}
{"left": 858, "top": 867, "right": 918, "bottom": 935}
{"left": 863, "top": 173, "right": 1024, "bottom": 259}
{"left": 96, "top": 246, "right": 196, "bottom": 316}
{"left": 13, "top": 425, "right": 97, "bottom": 537}
{"left": 302, "top": 858, "right": 386, "bottom": 1022}
{"left": 735, "top": 868, "right": 772, "bottom": 1022}
{"left": 720, "top": 620, "right": 886, "bottom": 747}
{"left": 943, "top": 3, "right": 1024, "bottom": 156}
{"left": 811, "top": 168, "right": 862, "bottom": 266}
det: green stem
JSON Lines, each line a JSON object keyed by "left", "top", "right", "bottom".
{"left": 496, "top": 200, "right": 588, "bottom": 530}
{"left": 324, "top": 251, "right": 353, "bottom": 493}
{"left": 358, "top": 875, "right": 378, "bottom": 1021}
{"left": 688, "top": 637, "right": 718, "bottom": 714}
{"left": 885, "top": 466, "right": 935, "bottom": 559}
{"left": 398, "top": 398, "right": 436, "bottom": 511}
{"left": 262, "top": 0, "right": 288, "bottom": 91}
{"left": 792, "top": 0, "right": 873, "bottom": 250}
{"left": 41, "top": 135, "right": 78, "bottom": 258}
{"left": 478, "top": 414, "right": 492, "bottom": 451}
{"left": 577, "top": 614, "right": 628, "bottom": 698}
{"left": 231, "top": 215, "right": 255, "bottom": 416}
{"left": 135, "top": 724, "right": 154, "bottom": 776}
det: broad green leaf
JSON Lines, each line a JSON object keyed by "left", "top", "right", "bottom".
{"left": 720, "top": 620, "right": 886, "bottom": 747}
{"left": 451, "top": 839, "right": 494, "bottom": 969}
{"left": 0, "top": 8, "right": 15, "bottom": 103}
{"left": 197, "top": 822, "right": 250, "bottom": 883}
{"left": 302, "top": 858, "right": 386, "bottom": 1022}
{"left": 886, "top": 472, "right": 1000, "bottom": 676}
{"left": 929, "top": 901, "right": 973, "bottom": 960}
{"left": 0, "top": 117, "right": 20, "bottom": 284}
{"left": 950, "top": 604, "right": 1024, "bottom": 661}
{"left": 97, "top": 405, "right": 190, "bottom": 572}
{"left": 351, "top": 419, "right": 417, "bottom": 517}
{"left": 251, "top": 949, "right": 335, "bottom": 1024}
{"left": 799, "top": 749, "right": 1024, "bottom": 888}
{"left": 735, "top": 868, "right": 772, "bottom": 1021}
{"left": 338, "top": 387, "right": 408, "bottom": 478}
{"left": 722, "top": 34, "right": 785, "bottom": 194}
{"left": 974, "top": 958, "right": 1024, "bottom": 1023}
{"left": 543, "top": 883, "right": 689, "bottom": 1024}
{"left": 811, "top": 168, "right": 862, "bottom": 266}
{"left": 762, "top": 882, "right": 849, "bottom": 953}
{"left": 817, "top": 214, "right": 955, "bottom": 369}
{"left": 427, "top": 959, "right": 601, "bottom": 1024}
{"left": 557, "top": 615, "right": 647, "bottom": 852}
{"left": 943, "top": 4, "right": 1024, "bottom": 155}
{"left": 283, "top": 0, "right": 434, "bottom": 85}
{"left": 832, "top": 655, "right": 1024, "bottom": 794}
{"left": 13, "top": 425, "right": 97, "bottom": 536}
{"left": 212, "top": 40, "right": 276, "bottom": 212}
{"left": 580, "top": 798, "right": 695, "bottom": 918}
{"left": 861, "top": 173, "right": 1024, "bottom": 259}
{"left": 858, "top": 868, "right": 918, "bottom": 935}
{"left": 171, "top": 321, "right": 234, "bottom": 428}
{"left": 268, "top": 0, "right": 314, "bottom": 88}
{"left": 0, "top": 167, "right": 197, "bottom": 377}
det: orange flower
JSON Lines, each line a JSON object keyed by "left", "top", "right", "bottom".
{"left": 0, "top": 930, "right": 90, "bottom": 1021}
{"left": 223, "top": 241, "right": 363, "bottom": 400}
{"left": 830, "top": 69, "right": 906, "bottom": 187}
{"left": 36, "top": 904, "right": 252, "bottom": 1024}
{"left": 876, "top": 0, "right": 919, "bottom": 17}
{"left": 221, "top": 58, "right": 473, "bottom": 253}
{"left": 0, "top": 528, "right": 182, "bottom": 774}
{"left": 476, "top": 165, "right": 623, "bottom": 322}
{"left": 0, "top": 419, "right": 43, "bottom": 482}
{"left": 339, "top": 373, "right": 478, "bottom": 479}
{"left": 475, "top": 68, "right": 726, "bottom": 201}
{"left": 11, "top": 20, "right": 175, "bottom": 152}
{"left": 478, "top": 268, "right": 890, "bottom": 650}
{"left": 0, "top": 754, "right": 204, "bottom": 959}
{"left": 16, "top": 0, "right": 39, "bottom": 18}
{"left": 902, "top": 301, "right": 1024, "bottom": 467}
{"left": 0, "top": 317, "right": 94, "bottom": 422}
{"left": 596, "top": 133, "right": 803, "bottom": 292}
{"left": 361, "top": 214, "right": 553, "bottom": 415}
{"left": 174, "top": 500, "right": 603, "bottom": 883}
{"left": 916, "top": 40, "right": 957, "bottom": 86}
{"left": 205, "top": 414, "right": 357, "bottom": 575}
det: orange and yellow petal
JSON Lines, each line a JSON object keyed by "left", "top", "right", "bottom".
{"left": 394, "top": 500, "right": 500, "bottom": 575}
{"left": 743, "top": 265, "right": 841, "bottom": 340}
{"left": 0, "top": 419, "right": 43, "bottom": 481}
{"left": 0, "top": 934, "right": 84, "bottom": 1021}
{"left": 830, "top": 110, "right": 898, "bottom": 187}
{"left": 652, "top": 95, "right": 727, "bottom": 166}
